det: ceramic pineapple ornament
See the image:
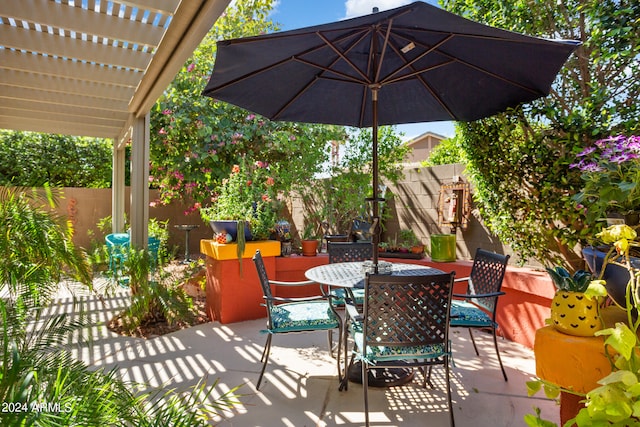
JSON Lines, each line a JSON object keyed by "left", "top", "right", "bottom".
{"left": 546, "top": 266, "right": 606, "bottom": 337}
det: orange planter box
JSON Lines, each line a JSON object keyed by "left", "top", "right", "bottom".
{"left": 201, "top": 239, "right": 280, "bottom": 324}
{"left": 275, "top": 254, "right": 329, "bottom": 298}
{"left": 200, "top": 239, "right": 280, "bottom": 260}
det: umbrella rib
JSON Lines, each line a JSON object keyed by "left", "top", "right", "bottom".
{"left": 208, "top": 28, "right": 370, "bottom": 94}
{"left": 271, "top": 76, "right": 319, "bottom": 121}
{"left": 293, "top": 26, "right": 372, "bottom": 85}
{"left": 382, "top": 60, "right": 455, "bottom": 85}
{"left": 360, "top": 32, "right": 377, "bottom": 127}
{"left": 380, "top": 34, "right": 454, "bottom": 85}
{"left": 273, "top": 30, "right": 373, "bottom": 120}
{"left": 390, "top": 30, "right": 549, "bottom": 95}
{"left": 383, "top": 37, "right": 460, "bottom": 119}
{"left": 293, "top": 57, "right": 367, "bottom": 85}
{"left": 316, "top": 31, "right": 372, "bottom": 84}
{"left": 373, "top": 20, "right": 394, "bottom": 84}
{"left": 441, "top": 47, "right": 544, "bottom": 95}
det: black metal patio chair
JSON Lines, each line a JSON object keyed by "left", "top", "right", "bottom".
{"left": 450, "top": 248, "right": 510, "bottom": 381}
{"left": 326, "top": 241, "right": 373, "bottom": 306}
{"left": 348, "top": 272, "right": 456, "bottom": 427}
{"left": 252, "top": 249, "right": 343, "bottom": 390}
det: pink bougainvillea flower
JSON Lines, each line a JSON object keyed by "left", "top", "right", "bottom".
{"left": 162, "top": 109, "right": 172, "bottom": 115}
{"left": 232, "top": 165, "right": 240, "bottom": 173}
{"left": 158, "top": 128, "right": 167, "bottom": 135}
{"left": 289, "top": 135, "right": 297, "bottom": 141}
{"left": 255, "top": 160, "right": 266, "bottom": 168}
{"left": 186, "top": 63, "right": 196, "bottom": 72}
{"left": 246, "top": 114, "right": 256, "bottom": 121}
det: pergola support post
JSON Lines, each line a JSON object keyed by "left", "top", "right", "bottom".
{"left": 112, "top": 138, "right": 126, "bottom": 234}
{"left": 129, "top": 113, "right": 150, "bottom": 249}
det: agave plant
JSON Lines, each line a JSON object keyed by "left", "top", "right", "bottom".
{"left": 545, "top": 266, "right": 593, "bottom": 292}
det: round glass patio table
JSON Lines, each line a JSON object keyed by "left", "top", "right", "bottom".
{"left": 305, "top": 261, "right": 445, "bottom": 388}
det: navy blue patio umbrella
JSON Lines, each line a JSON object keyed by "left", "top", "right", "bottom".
{"left": 202, "top": 1, "right": 580, "bottom": 266}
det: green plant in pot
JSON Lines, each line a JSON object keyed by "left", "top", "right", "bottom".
{"left": 527, "top": 224, "right": 640, "bottom": 426}
{"left": 398, "top": 228, "right": 424, "bottom": 254}
{"left": 200, "top": 160, "right": 278, "bottom": 260}
{"left": 301, "top": 222, "right": 319, "bottom": 256}
{"left": 546, "top": 266, "right": 606, "bottom": 337}
{"left": 571, "top": 135, "right": 640, "bottom": 226}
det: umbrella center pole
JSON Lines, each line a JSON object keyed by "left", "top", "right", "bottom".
{"left": 370, "top": 86, "right": 381, "bottom": 272}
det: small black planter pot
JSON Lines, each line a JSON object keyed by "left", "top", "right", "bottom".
{"left": 583, "top": 246, "right": 640, "bottom": 310}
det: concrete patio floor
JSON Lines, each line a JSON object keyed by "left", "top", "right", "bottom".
{"left": 54, "top": 282, "right": 560, "bottom": 426}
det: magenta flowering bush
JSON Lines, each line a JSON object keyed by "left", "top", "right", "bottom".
{"left": 571, "top": 135, "right": 640, "bottom": 225}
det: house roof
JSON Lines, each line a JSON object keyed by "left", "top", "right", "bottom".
{"left": 406, "top": 130, "right": 447, "bottom": 147}
{"left": 0, "top": 0, "right": 230, "bottom": 143}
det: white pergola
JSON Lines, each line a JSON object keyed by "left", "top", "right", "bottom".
{"left": 0, "top": 0, "right": 231, "bottom": 247}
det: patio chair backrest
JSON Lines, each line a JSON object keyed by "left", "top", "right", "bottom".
{"left": 465, "top": 248, "right": 510, "bottom": 314}
{"left": 328, "top": 241, "right": 373, "bottom": 264}
{"left": 363, "top": 273, "right": 455, "bottom": 348}
{"left": 253, "top": 250, "right": 275, "bottom": 326}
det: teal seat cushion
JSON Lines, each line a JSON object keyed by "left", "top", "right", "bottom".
{"left": 349, "top": 322, "right": 447, "bottom": 362}
{"left": 331, "top": 288, "right": 365, "bottom": 305}
{"left": 267, "top": 301, "right": 339, "bottom": 333}
{"left": 450, "top": 300, "right": 495, "bottom": 327}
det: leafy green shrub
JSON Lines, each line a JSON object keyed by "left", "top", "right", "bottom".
{"left": 112, "top": 247, "right": 198, "bottom": 336}
{"left": 0, "top": 130, "right": 118, "bottom": 188}
{"left": 0, "top": 186, "right": 238, "bottom": 425}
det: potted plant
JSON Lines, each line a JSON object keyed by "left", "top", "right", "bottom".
{"left": 275, "top": 219, "right": 292, "bottom": 257}
{"left": 398, "top": 229, "right": 424, "bottom": 254}
{"left": 545, "top": 266, "right": 605, "bottom": 337}
{"left": 583, "top": 224, "right": 640, "bottom": 310}
{"left": 527, "top": 224, "right": 640, "bottom": 426}
{"left": 571, "top": 135, "right": 640, "bottom": 226}
{"left": 200, "top": 161, "right": 279, "bottom": 257}
{"left": 301, "top": 222, "right": 319, "bottom": 256}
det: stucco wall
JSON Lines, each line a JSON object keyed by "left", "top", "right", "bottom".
{"left": 4, "top": 164, "right": 540, "bottom": 268}
{"left": 6, "top": 187, "right": 210, "bottom": 256}
{"left": 289, "top": 164, "right": 541, "bottom": 268}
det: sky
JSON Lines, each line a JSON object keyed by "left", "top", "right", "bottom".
{"left": 268, "top": 0, "right": 455, "bottom": 140}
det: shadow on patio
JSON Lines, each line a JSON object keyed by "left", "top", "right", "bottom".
{"left": 52, "top": 283, "right": 560, "bottom": 426}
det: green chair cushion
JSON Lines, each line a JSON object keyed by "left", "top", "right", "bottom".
{"left": 331, "top": 288, "right": 365, "bottom": 306}
{"left": 349, "top": 322, "right": 448, "bottom": 362}
{"left": 266, "top": 301, "right": 340, "bottom": 333}
{"left": 450, "top": 300, "right": 495, "bottom": 327}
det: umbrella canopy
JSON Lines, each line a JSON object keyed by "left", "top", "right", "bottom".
{"left": 202, "top": 1, "right": 580, "bottom": 264}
